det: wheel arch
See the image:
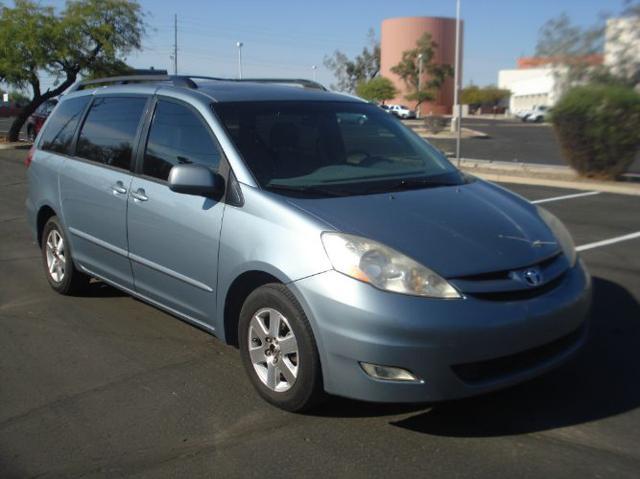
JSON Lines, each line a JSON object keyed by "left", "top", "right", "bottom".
{"left": 36, "top": 204, "right": 58, "bottom": 247}
{"left": 222, "top": 270, "right": 284, "bottom": 347}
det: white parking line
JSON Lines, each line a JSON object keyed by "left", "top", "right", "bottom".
{"left": 576, "top": 231, "right": 640, "bottom": 252}
{"left": 532, "top": 191, "right": 601, "bottom": 204}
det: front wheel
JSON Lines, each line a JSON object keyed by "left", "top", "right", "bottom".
{"left": 239, "top": 284, "right": 324, "bottom": 412}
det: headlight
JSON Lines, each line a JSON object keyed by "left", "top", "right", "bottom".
{"left": 537, "top": 207, "right": 577, "bottom": 266}
{"left": 321, "top": 232, "right": 460, "bottom": 298}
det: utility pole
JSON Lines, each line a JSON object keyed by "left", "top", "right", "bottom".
{"left": 452, "top": 0, "right": 462, "bottom": 166}
{"left": 417, "top": 53, "right": 423, "bottom": 119}
{"left": 311, "top": 65, "right": 317, "bottom": 82}
{"left": 236, "top": 42, "right": 244, "bottom": 79}
{"left": 173, "top": 14, "right": 178, "bottom": 75}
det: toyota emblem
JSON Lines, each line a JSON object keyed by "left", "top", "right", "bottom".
{"left": 523, "top": 269, "right": 542, "bottom": 286}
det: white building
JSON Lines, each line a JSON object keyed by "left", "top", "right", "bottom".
{"left": 498, "top": 15, "right": 639, "bottom": 114}
{"left": 605, "top": 16, "right": 640, "bottom": 78}
{"left": 498, "top": 67, "right": 560, "bottom": 113}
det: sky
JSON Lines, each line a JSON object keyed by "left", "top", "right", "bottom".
{"left": 32, "top": 0, "right": 632, "bottom": 92}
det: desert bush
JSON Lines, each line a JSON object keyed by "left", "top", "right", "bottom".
{"left": 551, "top": 84, "right": 640, "bottom": 179}
{"left": 422, "top": 115, "right": 448, "bottom": 135}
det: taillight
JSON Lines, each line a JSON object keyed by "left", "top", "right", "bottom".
{"left": 25, "top": 145, "right": 36, "bottom": 168}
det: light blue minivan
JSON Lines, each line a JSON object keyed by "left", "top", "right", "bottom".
{"left": 26, "top": 75, "right": 591, "bottom": 411}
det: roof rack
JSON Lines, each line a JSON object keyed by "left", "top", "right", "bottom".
{"left": 68, "top": 75, "right": 327, "bottom": 92}
{"left": 68, "top": 75, "right": 196, "bottom": 92}
{"left": 234, "top": 78, "right": 327, "bottom": 91}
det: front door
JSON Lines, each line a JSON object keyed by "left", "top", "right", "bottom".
{"left": 127, "top": 98, "right": 226, "bottom": 324}
{"left": 60, "top": 95, "right": 148, "bottom": 289}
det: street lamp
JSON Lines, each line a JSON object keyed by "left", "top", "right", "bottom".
{"left": 452, "top": 0, "right": 462, "bottom": 167}
{"left": 417, "top": 53, "right": 424, "bottom": 118}
{"left": 311, "top": 65, "right": 317, "bottom": 82}
{"left": 236, "top": 41, "right": 243, "bottom": 79}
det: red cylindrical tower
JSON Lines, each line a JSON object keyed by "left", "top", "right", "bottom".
{"left": 381, "top": 16, "right": 462, "bottom": 115}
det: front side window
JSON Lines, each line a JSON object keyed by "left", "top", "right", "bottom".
{"left": 39, "top": 96, "right": 89, "bottom": 155}
{"left": 213, "top": 101, "right": 463, "bottom": 196}
{"left": 76, "top": 96, "right": 147, "bottom": 170}
{"left": 142, "top": 100, "right": 222, "bottom": 181}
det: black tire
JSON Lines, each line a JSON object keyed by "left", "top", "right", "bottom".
{"left": 41, "top": 216, "right": 89, "bottom": 295}
{"left": 238, "top": 283, "right": 325, "bottom": 412}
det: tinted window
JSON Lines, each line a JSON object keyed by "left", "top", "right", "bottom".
{"left": 39, "top": 97, "right": 89, "bottom": 155}
{"left": 213, "top": 101, "right": 461, "bottom": 196}
{"left": 143, "top": 100, "right": 222, "bottom": 181}
{"left": 76, "top": 96, "right": 147, "bottom": 170}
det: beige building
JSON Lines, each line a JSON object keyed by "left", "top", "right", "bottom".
{"left": 380, "top": 17, "right": 461, "bottom": 115}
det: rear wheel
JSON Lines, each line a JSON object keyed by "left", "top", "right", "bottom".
{"left": 238, "top": 283, "right": 324, "bottom": 412}
{"left": 42, "top": 216, "right": 89, "bottom": 295}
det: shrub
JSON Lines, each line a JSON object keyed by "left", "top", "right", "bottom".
{"left": 423, "top": 115, "right": 448, "bottom": 135}
{"left": 551, "top": 84, "right": 640, "bottom": 179}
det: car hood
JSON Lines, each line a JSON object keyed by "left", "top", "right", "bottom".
{"left": 285, "top": 180, "right": 560, "bottom": 278}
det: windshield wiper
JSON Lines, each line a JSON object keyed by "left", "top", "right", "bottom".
{"left": 363, "top": 177, "right": 458, "bottom": 194}
{"left": 266, "top": 184, "right": 351, "bottom": 197}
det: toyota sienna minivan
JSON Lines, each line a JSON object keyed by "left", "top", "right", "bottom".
{"left": 26, "top": 75, "right": 591, "bottom": 411}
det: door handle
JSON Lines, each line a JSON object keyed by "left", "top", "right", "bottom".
{"left": 111, "top": 181, "right": 127, "bottom": 195}
{"left": 131, "top": 188, "right": 148, "bottom": 202}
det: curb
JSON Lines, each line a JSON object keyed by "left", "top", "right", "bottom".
{"left": 0, "top": 142, "right": 31, "bottom": 150}
{"left": 459, "top": 158, "right": 640, "bottom": 196}
{"left": 414, "top": 127, "right": 488, "bottom": 140}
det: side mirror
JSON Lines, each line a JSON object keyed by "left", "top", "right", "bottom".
{"left": 168, "top": 164, "right": 225, "bottom": 197}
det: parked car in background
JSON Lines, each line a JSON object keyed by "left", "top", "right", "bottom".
{"left": 524, "top": 105, "right": 550, "bottom": 123}
{"left": 26, "top": 75, "right": 591, "bottom": 412}
{"left": 387, "top": 104, "right": 416, "bottom": 119}
{"left": 26, "top": 98, "right": 58, "bottom": 141}
{"left": 516, "top": 105, "right": 549, "bottom": 123}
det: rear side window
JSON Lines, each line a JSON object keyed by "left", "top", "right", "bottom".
{"left": 142, "top": 100, "right": 222, "bottom": 181}
{"left": 39, "top": 97, "right": 89, "bottom": 155}
{"left": 76, "top": 96, "right": 147, "bottom": 170}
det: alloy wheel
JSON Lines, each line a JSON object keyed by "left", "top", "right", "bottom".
{"left": 248, "top": 307, "right": 299, "bottom": 392}
{"left": 45, "top": 229, "right": 66, "bottom": 283}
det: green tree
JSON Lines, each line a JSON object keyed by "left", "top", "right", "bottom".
{"left": 355, "top": 76, "right": 397, "bottom": 103}
{"left": 324, "top": 29, "right": 380, "bottom": 93}
{"left": 461, "top": 85, "right": 510, "bottom": 109}
{"left": 0, "top": 0, "right": 145, "bottom": 141}
{"left": 390, "top": 32, "right": 453, "bottom": 111}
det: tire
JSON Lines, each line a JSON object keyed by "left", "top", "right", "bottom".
{"left": 41, "top": 216, "right": 89, "bottom": 295}
{"left": 238, "top": 283, "right": 325, "bottom": 412}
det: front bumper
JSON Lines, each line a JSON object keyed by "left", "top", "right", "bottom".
{"left": 291, "top": 259, "right": 592, "bottom": 403}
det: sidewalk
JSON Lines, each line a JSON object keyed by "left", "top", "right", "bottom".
{"left": 458, "top": 158, "right": 640, "bottom": 196}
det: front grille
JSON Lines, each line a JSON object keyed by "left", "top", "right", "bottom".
{"left": 467, "top": 273, "right": 566, "bottom": 301}
{"left": 451, "top": 324, "right": 586, "bottom": 384}
{"left": 449, "top": 252, "right": 570, "bottom": 300}
{"left": 459, "top": 253, "right": 561, "bottom": 282}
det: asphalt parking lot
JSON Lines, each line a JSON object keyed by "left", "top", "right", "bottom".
{"left": 1, "top": 148, "right": 639, "bottom": 478}
{"left": 429, "top": 118, "right": 640, "bottom": 174}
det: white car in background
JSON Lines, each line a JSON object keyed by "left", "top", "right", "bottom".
{"left": 524, "top": 105, "right": 550, "bottom": 123}
{"left": 517, "top": 105, "right": 550, "bottom": 123}
{"left": 387, "top": 104, "right": 416, "bottom": 119}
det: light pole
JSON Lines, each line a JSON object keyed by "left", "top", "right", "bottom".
{"left": 452, "top": 0, "right": 462, "bottom": 167}
{"left": 236, "top": 41, "right": 243, "bottom": 79}
{"left": 417, "top": 53, "right": 423, "bottom": 118}
{"left": 311, "top": 65, "right": 317, "bottom": 82}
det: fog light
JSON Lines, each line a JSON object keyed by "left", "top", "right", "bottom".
{"left": 360, "top": 362, "right": 420, "bottom": 382}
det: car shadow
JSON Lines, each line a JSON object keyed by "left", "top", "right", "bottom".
{"left": 78, "top": 278, "right": 128, "bottom": 298}
{"left": 315, "top": 277, "right": 640, "bottom": 433}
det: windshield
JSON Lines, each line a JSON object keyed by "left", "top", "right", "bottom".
{"left": 213, "top": 101, "right": 464, "bottom": 196}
